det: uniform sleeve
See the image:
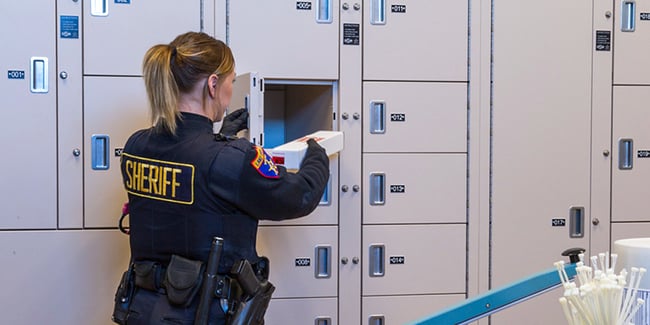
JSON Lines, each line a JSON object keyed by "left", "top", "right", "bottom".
{"left": 210, "top": 139, "right": 330, "bottom": 221}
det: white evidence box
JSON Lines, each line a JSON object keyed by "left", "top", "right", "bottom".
{"left": 268, "top": 131, "right": 344, "bottom": 170}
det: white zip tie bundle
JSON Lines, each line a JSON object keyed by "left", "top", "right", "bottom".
{"left": 555, "top": 252, "right": 646, "bottom": 325}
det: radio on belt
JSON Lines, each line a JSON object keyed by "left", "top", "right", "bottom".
{"left": 268, "top": 131, "right": 344, "bottom": 170}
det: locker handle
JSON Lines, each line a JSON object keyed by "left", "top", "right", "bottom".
{"left": 319, "top": 173, "right": 332, "bottom": 205}
{"left": 369, "top": 173, "right": 385, "bottom": 205}
{"left": 569, "top": 207, "right": 585, "bottom": 238}
{"left": 315, "top": 245, "right": 332, "bottom": 279}
{"left": 370, "top": 0, "right": 386, "bottom": 25}
{"left": 315, "top": 317, "right": 331, "bottom": 325}
{"left": 621, "top": 0, "right": 636, "bottom": 32}
{"left": 30, "top": 57, "right": 48, "bottom": 93}
{"left": 619, "top": 138, "right": 633, "bottom": 170}
{"left": 369, "top": 315, "right": 385, "bottom": 325}
{"left": 91, "top": 0, "right": 109, "bottom": 17}
{"left": 316, "top": 0, "right": 333, "bottom": 23}
{"left": 369, "top": 101, "right": 386, "bottom": 134}
{"left": 91, "top": 134, "right": 110, "bottom": 170}
{"left": 369, "top": 244, "right": 385, "bottom": 277}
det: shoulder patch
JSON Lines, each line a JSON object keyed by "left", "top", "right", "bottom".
{"left": 250, "top": 146, "right": 279, "bottom": 179}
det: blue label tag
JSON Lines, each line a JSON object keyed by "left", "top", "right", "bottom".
{"left": 8, "top": 70, "right": 25, "bottom": 79}
{"left": 115, "top": 0, "right": 131, "bottom": 3}
{"left": 60, "top": 16, "right": 79, "bottom": 39}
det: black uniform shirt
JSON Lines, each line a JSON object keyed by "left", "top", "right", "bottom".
{"left": 121, "top": 112, "right": 329, "bottom": 272}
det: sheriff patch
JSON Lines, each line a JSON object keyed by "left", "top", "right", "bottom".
{"left": 251, "top": 146, "right": 279, "bottom": 179}
{"left": 122, "top": 153, "right": 195, "bottom": 204}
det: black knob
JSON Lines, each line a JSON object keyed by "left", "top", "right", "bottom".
{"left": 561, "top": 247, "right": 586, "bottom": 264}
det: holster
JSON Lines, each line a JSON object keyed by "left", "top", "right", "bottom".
{"left": 112, "top": 264, "right": 135, "bottom": 325}
{"left": 227, "top": 259, "right": 275, "bottom": 325}
{"left": 164, "top": 255, "right": 204, "bottom": 307}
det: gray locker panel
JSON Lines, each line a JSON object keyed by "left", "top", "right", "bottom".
{"left": 257, "top": 226, "right": 338, "bottom": 298}
{"left": 260, "top": 156, "right": 339, "bottom": 226}
{"left": 265, "top": 297, "right": 337, "bottom": 325}
{"left": 363, "top": 154, "right": 466, "bottom": 224}
{"left": 612, "top": 222, "right": 650, "bottom": 242}
{"left": 83, "top": 0, "right": 201, "bottom": 76}
{"left": 0, "top": 1, "right": 57, "bottom": 229}
{"left": 228, "top": 0, "right": 339, "bottom": 80}
{"left": 363, "top": 0, "right": 468, "bottom": 81}
{"left": 614, "top": 0, "right": 650, "bottom": 84}
{"left": 363, "top": 82, "right": 467, "bottom": 153}
{"left": 0, "top": 230, "right": 129, "bottom": 324}
{"left": 612, "top": 86, "right": 650, "bottom": 222}
{"left": 84, "top": 76, "right": 150, "bottom": 227}
{"left": 491, "top": 0, "right": 593, "bottom": 323}
{"left": 362, "top": 294, "right": 465, "bottom": 325}
{"left": 362, "top": 224, "right": 466, "bottom": 296}
{"left": 58, "top": 0, "right": 84, "bottom": 228}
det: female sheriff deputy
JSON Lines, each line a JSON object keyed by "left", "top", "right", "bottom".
{"left": 115, "top": 32, "right": 329, "bottom": 324}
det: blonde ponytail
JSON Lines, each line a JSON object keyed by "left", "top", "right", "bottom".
{"left": 142, "top": 44, "right": 180, "bottom": 134}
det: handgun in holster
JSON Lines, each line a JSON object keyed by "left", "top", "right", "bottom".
{"left": 228, "top": 259, "right": 276, "bottom": 325}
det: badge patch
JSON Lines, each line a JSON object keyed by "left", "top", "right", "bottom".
{"left": 251, "top": 146, "right": 279, "bottom": 179}
{"left": 122, "top": 153, "right": 195, "bottom": 204}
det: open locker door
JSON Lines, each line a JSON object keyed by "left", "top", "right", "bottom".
{"left": 229, "top": 72, "right": 264, "bottom": 147}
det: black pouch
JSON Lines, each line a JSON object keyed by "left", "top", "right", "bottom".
{"left": 133, "top": 261, "right": 162, "bottom": 292}
{"left": 164, "top": 255, "right": 204, "bottom": 307}
{"left": 112, "top": 265, "right": 135, "bottom": 324}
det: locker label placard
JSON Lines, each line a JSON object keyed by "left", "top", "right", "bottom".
{"left": 343, "top": 23, "right": 360, "bottom": 45}
{"left": 60, "top": 16, "right": 79, "bottom": 39}
{"left": 552, "top": 218, "right": 566, "bottom": 227}
{"left": 295, "top": 257, "right": 311, "bottom": 266}
{"left": 296, "top": 1, "right": 312, "bottom": 10}
{"left": 641, "top": 13, "right": 650, "bottom": 20}
{"left": 7, "top": 70, "right": 25, "bottom": 80}
{"left": 391, "top": 5, "right": 406, "bottom": 13}
{"left": 390, "top": 184, "right": 405, "bottom": 193}
{"left": 390, "top": 113, "right": 406, "bottom": 122}
{"left": 638, "top": 150, "right": 650, "bottom": 158}
{"left": 389, "top": 256, "right": 405, "bottom": 264}
{"left": 115, "top": 0, "right": 131, "bottom": 3}
{"left": 595, "top": 30, "right": 610, "bottom": 51}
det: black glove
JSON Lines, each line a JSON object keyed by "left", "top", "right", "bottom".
{"left": 306, "top": 138, "right": 326, "bottom": 155}
{"left": 219, "top": 108, "right": 249, "bottom": 136}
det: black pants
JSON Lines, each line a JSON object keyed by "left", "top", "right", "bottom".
{"left": 125, "top": 289, "right": 227, "bottom": 325}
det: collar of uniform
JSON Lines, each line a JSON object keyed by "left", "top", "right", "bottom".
{"left": 177, "top": 112, "right": 214, "bottom": 134}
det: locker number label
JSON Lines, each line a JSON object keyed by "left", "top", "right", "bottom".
{"left": 295, "top": 258, "right": 311, "bottom": 266}
{"left": 390, "top": 184, "right": 405, "bottom": 193}
{"left": 391, "top": 5, "right": 406, "bottom": 13}
{"left": 390, "top": 113, "right": 406, "bottom": 122}
{"left": 552, "top": 218, "right": 566, "bottom": 227}
{"left": 389, "top": 256, "right": 405, "bottom": 264}
{"left": 7, "top": 70, "right": 25, "bottom": 80}
{"left": 641, "top": 13, "right": 650, "bottom": 20}
{"left": 638, "top": 150, "right": 650, "bottom": 158}
{"left": 296, "top": 1, "right": 312, "bottom": 10}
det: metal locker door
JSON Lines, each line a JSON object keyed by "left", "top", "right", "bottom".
{"left": 612, "top": 86, "right": 650, "bottom": 222}
{"left": 363, "top": 224, "right": 466, "bottom": 296}
{"left": 84, "top": 76, "right": 149, "bottom": 227}
{"left": 228, "top": 0, "right": 339, "bottom": 80}
{"left": 363, "top": 82, "right": 467, "bottom": 153}
{"left": 491, "top": 0, "right": 593, "bottom": 323}
{"left": 614, "top": 0, "right": 650, "bottom": 84}
{"left": 362, "top": 295, "right": 464, "bottom": 325}
{"left": 363, "top": 154, "right": 466, "bottom": 224}
{"left": 363, "top": 0, "right": 468, "bottom": 81}
{"left": 0, "top": 1, "right": 57, "bottom": 229}
{"left": 256, "top": 225, "right": 338, "bottom": 298}
{"left": 265, "top": 297, "right": 337, "bottom": 325}
{"left": 84, "top": 0, "right": 202, "bottom": 76}
{"left": 229, "top": 72, "right": 264, "bottom": 146}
